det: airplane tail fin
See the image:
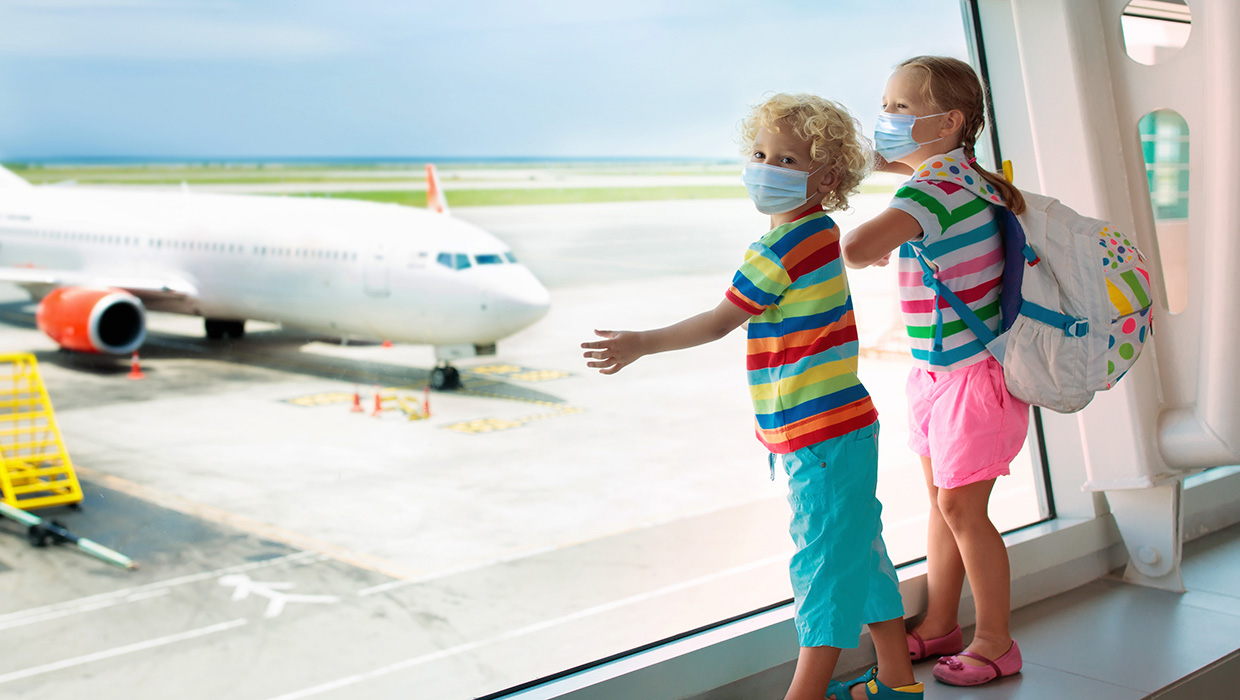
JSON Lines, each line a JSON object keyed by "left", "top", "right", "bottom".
{"left": 0, "top": 164, "right": 31, "bottom": 188}
{"left": 426, "top": 163, "right": 449, "bottom": 215}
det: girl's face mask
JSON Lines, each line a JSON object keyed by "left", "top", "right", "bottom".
{"left": 874, "top": 111, "right": 948, "bottom": 161}
{"left": 741, "top": 162, "right": 825, "bottom": 215}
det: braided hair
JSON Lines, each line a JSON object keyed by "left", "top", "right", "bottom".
{"left": 897, "top": 56, "right": 1025, "bottom": 215}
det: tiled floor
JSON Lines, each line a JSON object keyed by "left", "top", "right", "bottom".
{"left": 914, "top": 523, "right": 1240, "bottom": 698}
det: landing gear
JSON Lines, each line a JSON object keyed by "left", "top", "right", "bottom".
{"left": 205, "top": 319, "right": 246, "bottom": 340}
{"left": 430, "top": 364, "right": 461, "bottom": 391}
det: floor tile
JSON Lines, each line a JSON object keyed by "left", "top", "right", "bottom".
{"left": 997, "top": 579, "right": 1240, "bottom": 693}
{"left": 1181, "top": 523, "right": 1240, "bottom": 599}
{"left": 1179, "top": 588, "right": 1240, "bottom": 619}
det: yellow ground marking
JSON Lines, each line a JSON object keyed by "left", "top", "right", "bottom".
{"left": 455, "top": 386, "right": 563, "bottom": 405}
{"left": 444, "top": 417, "right": 526, "bottom": 434}
{"left": 283, "top": 362, "right": 569, "bottom": 408}
{"left": 283, "top": 377, "right": 585, "bottom": 431}
{"left": 73, "top": 466, "right": 421, "bottom": 581}
{"left": 465, "top": 364, "right": 570, "bottom": 382}
{"left": 469, "top": 364, "right": 524, "bottom": 375}
{"left": 507, "top": 369, "right": 570, "bottom": 382}
{"left": 443, "top": 405, "right": 583, "bottom": 434}
{"left": 284, "top": 392, "right": 355, "bottom": 407}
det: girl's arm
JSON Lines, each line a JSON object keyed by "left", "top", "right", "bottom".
{"left": 841, "top": 207, "right": 923, "bottom": 269}
{"left": 874, "top": 154, "right": 914, "bottom": 175}
{"left": 582, "top": 299, "right": 752, "bottom": 374}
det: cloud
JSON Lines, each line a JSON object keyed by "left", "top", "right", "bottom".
{"left": 0, "top": 1, "right": 351, "bottom": 60}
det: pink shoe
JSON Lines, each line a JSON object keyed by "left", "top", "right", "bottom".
{"left": 932, "top": 640, "right": 1022, "bottom": 686}
{"left": 906, "top": 625, "right": 963, "bottom": 661}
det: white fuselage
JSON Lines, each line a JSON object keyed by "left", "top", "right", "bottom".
{"left": 0, "top": 186, "right": 550, "bottom": 347}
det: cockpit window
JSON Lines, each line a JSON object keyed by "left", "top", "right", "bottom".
{"left": 475, "top": 254, "right": 504, "bottom": 265}
{"left": 504, "top": 252, "right": 518, "bottom": 263}
{"left": 436, "top": 252, "right": 473, "bottom": 270}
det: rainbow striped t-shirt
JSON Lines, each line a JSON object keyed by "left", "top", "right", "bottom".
{"left": 891, "top": 149, "right": 1007, "bottom": 372}
{"left": 725, "top": 210, "right": 878, "bottom": 454}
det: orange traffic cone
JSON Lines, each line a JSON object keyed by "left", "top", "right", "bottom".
{"left": 127, "top": 352, "right": 145, "bottom": 380}
{"left": 350, "top": 385, "right": 364, "bottom": 413}
{"left": 422, "top": 385, "right": 431, "bottom": 418}
{"left": 371, "top": 385, "right": 384, "bottom": 417}
{"left": 381, "top": 340, "right": 393, "bottom": 348}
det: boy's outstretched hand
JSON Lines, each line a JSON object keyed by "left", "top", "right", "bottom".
{"left": 582, "top": 329, "right": 643, "bottom": 374}
{"left": 582, "top": 302, "right": 750, "bottom": 375}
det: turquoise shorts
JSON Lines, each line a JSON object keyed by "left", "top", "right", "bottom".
{"left": 774, "top": 421, "right": 904, "bottom": 648}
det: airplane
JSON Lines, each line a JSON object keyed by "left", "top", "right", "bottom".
{"left": 0, "top": 163, "right": 551, "bottom": 390}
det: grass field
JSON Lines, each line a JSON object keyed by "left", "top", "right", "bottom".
{"left": 297, "top": 186, "right": 750, "bottom": 207}
{"left": 2, "top": 161, "right": 900, "bottom": 206}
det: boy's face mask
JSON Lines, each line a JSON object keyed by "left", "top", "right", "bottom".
{"left": 741, "top": 162, "right": 825, "bottom": 215}
{"left": 874, "top": 111, "right": 948, "bottom": 161}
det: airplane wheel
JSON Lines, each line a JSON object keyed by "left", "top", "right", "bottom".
{"left": 27, "top": 526, "right": 50, "bottom": 548}
{"left": 431, "top": 366, "right": 461, "bottom": 391}
{"left": 205, "top": 319, "right": 246, "bottom": 340}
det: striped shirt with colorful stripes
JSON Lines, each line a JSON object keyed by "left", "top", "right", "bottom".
{"left": 725, "top": 210, "right": 878, "bottom": 454}
{"left": 891, "top": 149, "right": 1008, "bottom": 372}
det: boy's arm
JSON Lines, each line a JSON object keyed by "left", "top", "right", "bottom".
{"left": 582, "top": 299, "right": 752, "bottom": 375}
{"left": 841, "top": 207, "right": 923, "bottom": 269}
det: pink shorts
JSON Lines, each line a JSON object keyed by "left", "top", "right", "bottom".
{"left": 906, "top": 356, "right": 1030, "bottom": 489}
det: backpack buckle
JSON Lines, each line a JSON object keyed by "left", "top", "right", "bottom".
{"left": 1067, "top": 320, "right": 1089, "bottom": 337}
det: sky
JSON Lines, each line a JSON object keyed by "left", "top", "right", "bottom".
{"left": 0, "top": 0, "right": 970, "bottom": 161}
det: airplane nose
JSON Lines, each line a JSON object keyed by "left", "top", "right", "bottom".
{"left": 489, "top": 269, "right": 551, "bottom": 334}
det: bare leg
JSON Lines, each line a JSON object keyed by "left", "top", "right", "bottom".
{"left": 937, "top": 478, "right": 1012, "bottom": 664}
{"left": 910, "top": 456, "right": 965, "bottom": 639}
{"left": 821, "top": 617, "right": 918, "bottom": 700}
{"left": 785, "top": 645, "right": 840, "bottom": 700}
{"left": 870, "top": 617, "right": 918, "bottom": 696}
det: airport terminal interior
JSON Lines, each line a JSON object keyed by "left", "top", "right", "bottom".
{"left": 0, "top": 1, "right": 1237, "bottom": 699}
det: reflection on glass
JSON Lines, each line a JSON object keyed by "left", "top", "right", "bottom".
{"left": 1139, "top": 109, "right": 1190, "bottom": 313}
{"left": 1121, "top": 0, "right": 1191, "bottom": 66}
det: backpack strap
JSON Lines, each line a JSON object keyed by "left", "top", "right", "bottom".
{"left": 908, "top": 240, "right": 1001, "bottom": 353}
{"left": 1020, "top": 300, "right": 1090, "bottom": 337}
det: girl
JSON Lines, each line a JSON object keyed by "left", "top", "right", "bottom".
{"left": 840, "top": 56, "right": 1030, "bottom": 687}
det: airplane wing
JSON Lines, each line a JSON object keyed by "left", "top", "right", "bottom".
{"left": 0, "top": 267, "right": 198, "bottom": 302}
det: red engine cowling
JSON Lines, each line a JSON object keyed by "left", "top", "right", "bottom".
{"left": 35, "top": 287, "right": 147, "bottom": 355}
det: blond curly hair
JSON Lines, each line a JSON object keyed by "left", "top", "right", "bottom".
{"left": 738, "top": 93, "right": 872, "bottom": 212}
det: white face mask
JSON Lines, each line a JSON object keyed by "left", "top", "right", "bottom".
{"left": 741, "top": 162, "right": 825, "bottom": 215}
{"left": 874, "top": 111, "right": 948, "bottom": 161}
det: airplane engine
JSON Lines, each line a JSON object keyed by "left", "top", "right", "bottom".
{"left": 35, "top": 286, "right": 147, "bottom": 355}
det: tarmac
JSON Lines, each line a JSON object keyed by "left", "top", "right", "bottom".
{"left": 0, "top": 196, "right": 1040, "bottom": 699}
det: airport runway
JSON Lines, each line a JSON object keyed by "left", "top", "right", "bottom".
{"left": 0, "top": 196, "right": 1039, "bottom": 699}
{"left": 86, "top": 171, "right": 743, "bottom": 194}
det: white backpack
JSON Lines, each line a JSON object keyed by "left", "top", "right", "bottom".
{"left": 912, "top": 191, "right": 1154, "bottom": 413}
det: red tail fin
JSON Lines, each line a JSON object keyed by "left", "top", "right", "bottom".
{"left": 426, "top": 164, "right": 449, "bottom": 214}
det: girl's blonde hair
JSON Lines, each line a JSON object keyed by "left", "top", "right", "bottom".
{"left": 897, "top": 55, "right": 1026, "bottom": 214}
{"left": 739, "top": 93, "right": 871, "bottom": 212}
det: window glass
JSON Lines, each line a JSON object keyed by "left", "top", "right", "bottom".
{"left": 1138, "top": 109, "right": 1189, "bottom": 314}
{"left": 1121, "top": 0, "right": 1191, "bottom": 65}
{"left": 0, "top": 3, "right": 1048, "bottom": 700}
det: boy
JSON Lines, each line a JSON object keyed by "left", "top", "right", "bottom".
{"left": 581, "top": 94, "right": 922, "bottom": 700}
